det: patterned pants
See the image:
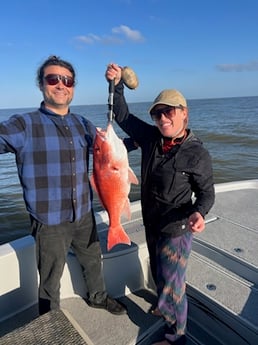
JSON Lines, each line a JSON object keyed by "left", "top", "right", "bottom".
{"left": 156, "top": 231, "right": 193, "bottom": 336}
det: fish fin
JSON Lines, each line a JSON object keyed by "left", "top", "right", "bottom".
{"left": 128, "top": 167, "right": 139, "bottom": 185}
{"left": 121, "top": 198, "right": 131, "bottom": 220}
{"left": 122, "top": 198, "right": 131, "bottom": 220}
{"left": 107, "top": 225, "right": 131, "bottom": 251}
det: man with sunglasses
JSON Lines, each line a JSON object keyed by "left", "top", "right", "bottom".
{"left": 0, "top": 56, "right": 126, "bottom": 316}
{"left": 105, "top": 64, "right": 215, "bottom": 345}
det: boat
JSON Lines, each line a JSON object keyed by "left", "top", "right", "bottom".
{"left": 0, "top": 180, "right": 257, "bottom": 344}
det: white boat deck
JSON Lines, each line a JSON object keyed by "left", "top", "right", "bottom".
{"left": 0, "top": 180, "right": 257, "bottom": 344}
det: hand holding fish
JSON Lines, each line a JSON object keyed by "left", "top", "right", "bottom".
{"left": 106, "top": 64, "right": 139, "bottom": 89}
{"left": 106, "top": 63, "right": 122, "bottom": 85}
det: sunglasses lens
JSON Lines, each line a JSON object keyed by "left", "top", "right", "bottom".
{"left": 45, "top": 75, "right": 59, "bottom": 85}
{"left": 44, "top": 74, "right": 74, "bottom": 87}
{"left": 151, "top": 106, "right": 178, "bottom": 121}
{"left": 63, "top": 77, "right": 74, "bottom": 87}
{"left": 151, "top": 108, "right": 168, "bottom": 120}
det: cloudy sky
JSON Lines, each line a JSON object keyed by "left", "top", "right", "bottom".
{"left": 0, "top": 0, "right": 258, "bottom": 108}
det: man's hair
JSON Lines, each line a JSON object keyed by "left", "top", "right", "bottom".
{"left": 37, "top": 55, "right": 76, "bottom": 86}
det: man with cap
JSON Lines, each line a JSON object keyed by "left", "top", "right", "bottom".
{"left": 105, "top": 63, "right": 215, "bottom": 345}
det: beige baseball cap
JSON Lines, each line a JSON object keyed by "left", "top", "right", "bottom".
{"left": 149, "top": 89, "right": 187, "bottom": 114}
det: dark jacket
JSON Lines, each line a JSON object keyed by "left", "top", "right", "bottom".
{"left": 113, "top": 81, "right": 215, "bottom": 237}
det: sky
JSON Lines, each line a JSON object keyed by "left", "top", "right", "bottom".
{"left": 0, "top": 0, "right": 258, "bottom": 109}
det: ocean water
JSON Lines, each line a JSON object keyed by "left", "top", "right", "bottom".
{"left": 0, "top": 96, "right": 258, "bottom": 244}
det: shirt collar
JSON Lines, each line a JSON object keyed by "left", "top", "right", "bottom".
{"left": 39, "top": 101, "right": 70, "bottom": 116}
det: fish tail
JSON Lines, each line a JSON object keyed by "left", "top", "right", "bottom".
{"left": 107, "top": 225, "right": 131, "bottom": 251}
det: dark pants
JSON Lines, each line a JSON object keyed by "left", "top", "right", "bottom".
{"left": 31, "top": 210, "right": 106, "bottom": 315}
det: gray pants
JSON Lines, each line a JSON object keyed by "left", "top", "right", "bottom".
{"left": 31, "top": 210, "right": 106, "bottom": 314}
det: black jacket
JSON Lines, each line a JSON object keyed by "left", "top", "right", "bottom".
{"left": 113, "top": 81, "right": 215, "bottom": 237}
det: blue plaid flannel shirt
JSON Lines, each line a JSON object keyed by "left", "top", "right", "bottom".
{"left": 0, "top": 103, "right": 96, "bottom": 225}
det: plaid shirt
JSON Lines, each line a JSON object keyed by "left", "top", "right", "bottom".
{"left": 0, "top": 103, "right": 96, "bottom": 225}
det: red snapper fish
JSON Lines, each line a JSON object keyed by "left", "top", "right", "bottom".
{"left": 90, "top": 122, "right": 139, "bottom": 251}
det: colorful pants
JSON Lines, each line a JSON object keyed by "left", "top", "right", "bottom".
{"left": 156, "top": 231, "right": 193, "bottom": 336}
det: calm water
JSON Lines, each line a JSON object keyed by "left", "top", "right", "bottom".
{"left": 0, "top": 96, "right": 258, "bottom": 244}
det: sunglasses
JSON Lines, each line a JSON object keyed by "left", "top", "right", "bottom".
{"left": 44, "top": 74, "right": 75, "bottom": 88}
{"left": 150, "top": 106, "right": 182, "bottom": 121}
